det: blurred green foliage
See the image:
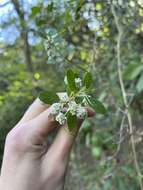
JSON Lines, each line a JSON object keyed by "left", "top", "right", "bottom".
{"left": 0, "top": 0, "right": 143, "bottom": 189}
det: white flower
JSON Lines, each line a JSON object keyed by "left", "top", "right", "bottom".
{"left": 55, "top": 112, "right": 67, "bottom": 125}
{"left": 75, "top": 78, "right": 82, "bottom": 88}
{"left": 57, "top": 92, "right": 69, "bottom": 103}
{"left": 50, "top": 103, "right": 62, "bottom": 115}
{"left": 68, "top": 101, "right": 77, "bottom": 115}
{"left": 76, "top": 106, "right": 87, "bottom": 119}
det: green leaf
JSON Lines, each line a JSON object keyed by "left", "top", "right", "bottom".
{"left": 83, "top": 72, "right": 92, "bottom": 89}
{"left": 67, "top": 112, "right": 77, "bottom": 131}
{"left": 75, "top": 0, "right": 85, "bottom": 19}
{"left": 39, "top": 91, "right": 59, "bottom": 105}
{"left": 66, "top": 86, "right": 71, "bottom": 97}
{"left": 47, "top": 2, "right": 54, "bottom": 12}
{"left": 80, "top": 50, "right": 87, "bottom": 60}
{"left": 136, "top": 74, "right": 143, "bottom": 92}
{"left": 123, "top": 64, "right": 143, "bottom": 80}
{"left": 36, "top": 18, "right": 46, "bottom": 26}
{"left": 64, "top": 10, "right": 72, "bottom": 25}
{"left": 75, "top": 96, "right": 84, "bottom": 104}
{"left": 31, "top": 6, "right": 41, "bottom": 15}
{"left": 66, "top": 69, "right": 77, "bottom": 94}
{"left": 86, "top": 97, "right": 107, "bottom": 115}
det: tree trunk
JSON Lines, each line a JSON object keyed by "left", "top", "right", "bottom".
{"left": 22, "top": 31, "right": 33, "bottom": 72}
{"left": 11, "top": 0, "right": 33, "bottom": 72}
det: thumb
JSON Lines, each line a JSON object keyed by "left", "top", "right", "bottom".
{"left": 46, "top": 107, "right": 95, "bottom": 161}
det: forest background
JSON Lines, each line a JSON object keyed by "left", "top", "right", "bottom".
{"left": 0, "top": 0, "right": 143, "bottom": 189}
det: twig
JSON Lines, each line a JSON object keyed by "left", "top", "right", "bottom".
{"left": 113, "top": 114, "right": 126, "bottom": 157}
{"left": 0, "top": 1, "right": 10, "bottom": 8}
{"left": 111, "top": 3, "right": 143, "bottom": 189}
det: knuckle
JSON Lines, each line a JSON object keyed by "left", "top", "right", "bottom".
{"left": 5, "top": 124, "right": 28, "bottom": 151}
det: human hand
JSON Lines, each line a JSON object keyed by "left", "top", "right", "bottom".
{"left": 0, "top": 99, "right": 94, "bottom": 190}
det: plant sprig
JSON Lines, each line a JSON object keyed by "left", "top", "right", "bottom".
{"left": 39, "top": 69, "right": 107, "bottom": 130}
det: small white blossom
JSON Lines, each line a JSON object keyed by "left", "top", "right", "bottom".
{"left": 75, "top": 78, "right": 82, "bottom": 88}
{"left": 57, "top": 92, "right": 69, "bottom": 103}
{"left": 55, "top": 112, "right": 67, "bottom": 125}
{"left": 76, "top": 106, "right": 87, "bottom": 119}
{"left": 68, "top": 101, "right": 77, "bottom": 115}
{"left": 50, "top": 103, "right": 62, "bottom": 115}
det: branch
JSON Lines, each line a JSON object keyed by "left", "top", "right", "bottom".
{"left": 11, "top": 0, "right": 25, "bottom": 21}
{"left": 0, "top": 1, "right": 10, "bottom": 8}
{"left": 111, "top": 3, "right": 143, "bottom": 189}
{"left": 113, "top": 114, "right": 126, "bottom": 158}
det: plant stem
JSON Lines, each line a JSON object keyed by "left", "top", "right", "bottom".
{"left": 111, "top": 4, "right": 143, "bottom": 189}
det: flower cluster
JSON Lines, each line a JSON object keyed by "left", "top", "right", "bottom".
{"left": 50, "top": 103, "right": 62, "bottom": 115}
{"left": 55, "top": 112, "right": 67, "bottom": 125}
{"left": 39, "top": 69, "right": 106, "bottom": 130}
{"left": 44, "top": 29, "right": 75, "bottom": 65}
{"left": 49, "top": 92, "right": 87, "bottom": 126}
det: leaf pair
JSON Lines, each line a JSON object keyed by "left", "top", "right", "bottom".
{"left": 66, "top": 69, "right": 92, "bottom": 96}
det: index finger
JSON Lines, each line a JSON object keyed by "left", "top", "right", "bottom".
{"left": 18, "top": 98, "right": 49, "bottom": 125}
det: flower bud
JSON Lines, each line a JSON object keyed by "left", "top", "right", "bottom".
{"left": 57, "top": 92, "right": 69, "bottom": 103}
{"left": 50, "top": 103, "right": 62, "bottom": 115}
{"left": 55, "top": 112, "right": 67, "bottom": 125}
{"left": 76, "top": 106, "right": 87, "bottom": 119}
